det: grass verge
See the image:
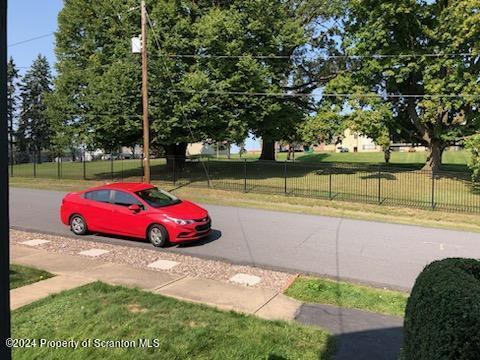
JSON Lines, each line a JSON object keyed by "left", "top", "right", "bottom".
{"left": 12, "top": 282, "right": 334, "bottom": 359}
{"left": 10, "top": 264, "right": 53, "bottom": 289}
{"left": 285, "top": 276, "right": 408, "bottom": 318}
{"left": 10, "top": 177, "right": 480, "bottom": 233}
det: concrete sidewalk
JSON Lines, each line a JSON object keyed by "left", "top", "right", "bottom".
{"left": 10, "top": 245, "right": 300, "bottom": 321}
{"left": 11, "top": 243, "right": 404, "bottom": 359}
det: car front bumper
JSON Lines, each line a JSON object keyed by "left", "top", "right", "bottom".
{"left": 169, "top": 219, "right": 212, "bottom": 243}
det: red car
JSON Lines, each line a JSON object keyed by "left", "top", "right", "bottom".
{"left": 60, "top": 183, "right": 211, "bottom": 247}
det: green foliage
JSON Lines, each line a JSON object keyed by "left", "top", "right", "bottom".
{"left": 51, "top": 0, "right": 320, "bottom": 157}
{"left": 7, "top": 57, "right": 19, "bottom": 151}
{"left": 330, "top": 0, "right": 480, "bottom": 171}
{"left": 17, "top": 55, "right": 53, "bottom": 158}
{"left": 300, "top": 107, "right": 346, "bottom": 145}
{"left": 466, "top": 134, "right": 480, "bottom": 181}
{"left": 403, "top": 258, "right": 480, "bottom": 359}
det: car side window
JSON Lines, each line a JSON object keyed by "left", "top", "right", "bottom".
{"left": 84, "top": 190, "right": 111, "bottom": 203}
{"left": 113, "top": 191, "right": 143, "bottom": 207}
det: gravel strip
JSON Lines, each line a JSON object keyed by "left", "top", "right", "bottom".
{"left": 10, "top": 230, "right": 295, "bottom": 292}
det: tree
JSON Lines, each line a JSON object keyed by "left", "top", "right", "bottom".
{"left": 7, "top": 57, "right": 19, "bottom": 165}
{"left": 331, "top": 0, "right": 480, "bottom": 171}
{"left": 17, "top": 55, "right": 53, "bottom": 163}
{"left": 466, "top": 134, "right": 480, "bottom": 182}
{"left": 51, "top": 0, "right": 342, "bottom": 163}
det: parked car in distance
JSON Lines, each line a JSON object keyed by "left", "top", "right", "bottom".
{"left": 60, "top": 183, "right": 211, "bottom": 247}
{"left": 337, "top": 147, "right": 350, "bottom": 153}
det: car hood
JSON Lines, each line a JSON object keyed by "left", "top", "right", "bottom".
{"left": 153, "top": 200, "right": 208, "bottom": 220}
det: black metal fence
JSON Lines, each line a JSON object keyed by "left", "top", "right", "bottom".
{"left": 8, "top": 152, "right": 480, "bottom": 214}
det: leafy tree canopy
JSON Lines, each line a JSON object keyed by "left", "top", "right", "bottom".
{"left": 321, "top": 0, "right": 480, "bottom": 170}
{"left": 50, "top": 0, "right": 340, "bottom": 158}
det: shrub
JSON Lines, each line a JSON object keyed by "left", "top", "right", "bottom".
{"left": 403, "top": 258, "right": 480, "bottom": 359}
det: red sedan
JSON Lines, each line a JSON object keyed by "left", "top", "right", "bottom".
{"left": 60, "top": 183, "right": 211, "bottom": 247}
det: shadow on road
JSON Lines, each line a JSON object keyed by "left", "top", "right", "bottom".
{"left": 333, "top": 327, "right": 403, "bottom": 360}
{"left": 175, "top": 229, "right": 222, "bottom": 248}
{"left": 87, "top": 228, "right": 222, "bottom": 249}
{"left": 296, "top": 303, "right": 403, "bottom": 360}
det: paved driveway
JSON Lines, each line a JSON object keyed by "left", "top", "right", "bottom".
{"left": 10, "top": 187, "right": 480, "bottom": 289}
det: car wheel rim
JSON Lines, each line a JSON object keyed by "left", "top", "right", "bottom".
{"left": 150, "top": 228, "right": 163, "bottom": 245}
{"left": 72, "top": 217, "right": 84, "bottom": 233}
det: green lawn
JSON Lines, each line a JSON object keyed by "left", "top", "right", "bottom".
{"left": 9, "top": 150, "right": 480, "bottom": 214}
{"left": 212, "top": 149, "right": 471, "bottom": 169}
{"left": 285, "top": 276, "right": 408, "bottom": 318}
{"left": 10, "top": 264, "right": 53, "bottom": 290}
{"left": 13, "top": 282, "right": 334, "bottom": 359}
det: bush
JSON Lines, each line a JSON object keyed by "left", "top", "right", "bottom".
{"left": 403, "top": 258, "right": 480, "bottom": 359}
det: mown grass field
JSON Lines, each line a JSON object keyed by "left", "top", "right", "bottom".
{"left": 10, "top": 150, "right": 479, "bottom": 214}
{"left": 285, "top": 276, "right": 408, "bottom": 318}
{"left": 231, "top": 149, "right": 471, "bottom": 169}
{"left": 12, "top": 282, "right": 334, "bottom": 360}
{"left": 10, "top": 265, "right": 53, "bottom": 290}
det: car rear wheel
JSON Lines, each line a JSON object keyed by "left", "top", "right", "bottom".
{"left": 70, "top": 215, "right": 88, "bottom": 235}
{"left": 148, "top": 224, "right": 169, "bottom": 247}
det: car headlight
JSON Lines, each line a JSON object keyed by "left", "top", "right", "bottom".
{"left": 165, "top": 216, "right": 195, "bottom": 225}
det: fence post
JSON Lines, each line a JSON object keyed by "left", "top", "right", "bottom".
{"left": 206, "top": 157, "right": 210, "bottom": 188}
{"left": 110, "top": 155, "right": 114, "bottom": 182}
{"left": 83, "top": 151, "right": 86, "bottom": 180}
{"left": 33, "top": 154, "right": 36, "bottom": 178}
{"left": 173, "top": 157, "right": 176, "bottom": 186}
{"left": 244, "top": 159, "right": 247, "bottom": 193}
{"left": 57, "top": 156, "right": 60, "bottom": 180}
{"left": 377, "top": 167, "right": 381, "bottom": 205}
{"left": 121, "top": 156, "right": 124, "bottom": 182}
{"left": 431, "top": 170, "right": 436, "bottom": 210}
{"left": 329, "top": 169, "right": 332, "bottom": 200}
{"left": 284, "top": 161, "right": 287, "bottom": 195}
{"left": 10, "top": 149, "right": 13, "bottom": 177}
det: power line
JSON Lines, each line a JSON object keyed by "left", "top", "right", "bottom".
{"left": 161, "top": 52, "right": 478, "bottom": 60}
{"left": 160, "top": 89, "right": 480, "bottom": 99}
{"left": 8, "top": 32, "right": 55, "bottom": 47}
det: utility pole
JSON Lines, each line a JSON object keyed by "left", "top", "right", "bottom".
{"left": 0, "top": 0, "right": 11, "bottom": 358}
{"left": 141, "top": 0, "right": 151, "bottom": 183}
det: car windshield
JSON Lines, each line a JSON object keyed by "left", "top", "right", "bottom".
{"left": 136, "top": 187, "right": 181, "bottom": 208}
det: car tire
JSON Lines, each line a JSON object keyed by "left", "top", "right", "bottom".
{"left": 148, "top": 224, "right": 169, "bottom": 247}
{"left": 70, "top": 214, "right": 88, "bottom": 235}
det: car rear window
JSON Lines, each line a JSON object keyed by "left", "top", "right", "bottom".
{"left": 84, "top": 190, "right": 111, "bottom": 203}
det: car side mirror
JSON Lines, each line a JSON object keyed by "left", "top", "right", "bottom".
{"left": 128, "top": 204, "right": 141, "bottom": 213}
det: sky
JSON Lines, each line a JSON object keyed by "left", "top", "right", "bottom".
{"left": 7, "top": 0, "right": 63, "bottom": 74}
{"left": 5, "top": 0, "right": 261, "bottom": 152}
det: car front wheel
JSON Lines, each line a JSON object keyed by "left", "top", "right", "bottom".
{"left": 70, "top": 215, "right": 87, "bottom": 235}
{"left": 148, "top": 224, "right": 169, "bottom": 247}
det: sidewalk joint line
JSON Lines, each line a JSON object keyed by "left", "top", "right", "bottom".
{"left": 253, "top": 291, "right": 280, "bottom": 315}
{"left": 151, "top": 274, "right": 188, "bottom": 291}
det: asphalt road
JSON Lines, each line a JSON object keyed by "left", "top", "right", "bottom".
{"left": 9, "top": 187, "right": 480, "bottom": 290}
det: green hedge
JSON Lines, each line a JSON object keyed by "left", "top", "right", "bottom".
{"left": 403, "top": 258, "right": 480, "bottom": 359}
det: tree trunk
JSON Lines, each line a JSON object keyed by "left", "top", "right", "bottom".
{"left": 259, "top": 138, "right": 275, "bottom": 161}
{"left": 423, "top": 141, "right": 444, "bottom": 172}
{"left": 383, "top": 148, "right": 391, "bottom": 164}
{"left": 164, "top": 142, "right": 187, "bottom": 171}
{"left": 287, "top": 144, "right": 293, "bottom": 161}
